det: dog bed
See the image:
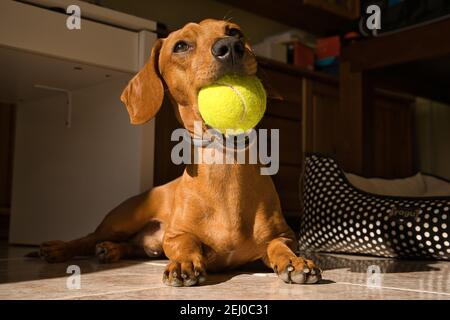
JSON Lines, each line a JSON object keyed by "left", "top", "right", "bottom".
{"left": 298, "top": 154, "right": 450, "bottom": 260}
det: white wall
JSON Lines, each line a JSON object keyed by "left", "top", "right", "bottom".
{"left": 92, "top": 0, "right": 296, "bottom": 44}
{"left": 415, "top": 98, "right": 450, "bottom": 180}
{"left": 10, "top": 78, "right": 154, "bottom": 244}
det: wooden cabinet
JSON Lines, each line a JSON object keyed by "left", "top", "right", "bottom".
{"left": 371, "top": 91, "right": 415, "bottom": 178}
{"left": 303, "top": 78, "right": 339, "bottom": 158}
{"left": 340, "top": 18, "right": 450, "bottom": 176}
{"left": 303, "top": 77, "right": 415, "bottom": 178}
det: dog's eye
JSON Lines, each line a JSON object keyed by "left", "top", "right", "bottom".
{"left": 227, "top": 28, "right": 243, "bottom": 38}
{"left": 173, "top": 41, "right": 190, "bottom": 53}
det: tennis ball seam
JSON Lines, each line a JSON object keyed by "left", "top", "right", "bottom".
{"left": 216, "top": 81, "right": 247, "bottom": 125}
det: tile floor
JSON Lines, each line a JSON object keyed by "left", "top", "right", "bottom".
{"left": 0, "top": 244, "right": 449, "bottom": 300}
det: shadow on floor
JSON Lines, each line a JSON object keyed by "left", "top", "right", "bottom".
{"left": 301, "top": 252, "right": 443, "bottom": 273}
{"left": 0, "top": 255, "right": 151, "bottom": 285}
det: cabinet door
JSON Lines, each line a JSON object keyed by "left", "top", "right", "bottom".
{"left": 303, "top": 79, "right": 339, "bottom": 158}
{"left": 371, "top": 92, "right": 415, "bottom": 178}
{"left": 304, "top": 78, "right": 414, "bottom": 178}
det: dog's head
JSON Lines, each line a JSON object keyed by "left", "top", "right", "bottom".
{"left": 120, "top": 19, "right": 257, "bottom": 134}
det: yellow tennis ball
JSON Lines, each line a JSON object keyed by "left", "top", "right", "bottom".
{"left": 198, "top": 74, "right": 266, "bottom": 134}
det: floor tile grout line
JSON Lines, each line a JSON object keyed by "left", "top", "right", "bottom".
{"left": 337, "top": 281, "right": 450, "bottom": 296}
{"left": 54, "top": 286, "right": 164, "bottom": 300}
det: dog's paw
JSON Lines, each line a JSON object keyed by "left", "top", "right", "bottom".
{"left": 40, "top": 240, "right": 72, "bottom": 263}
{"left": 95, "top": 241, "right": 123, "bottom": 263}
{"left": 163, "top": 260, "right": 206, "bottom": 287}
{"left": 274, "top": 256, "right": 322, "bottom": 284}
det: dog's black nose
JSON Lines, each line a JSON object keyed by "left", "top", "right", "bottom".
{"left": 212, "top": 37, "right": 245, "bottom": 63}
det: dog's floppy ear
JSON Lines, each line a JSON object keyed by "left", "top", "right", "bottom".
{"left": 121, "top": 39, "right": 164, "bottom": 124}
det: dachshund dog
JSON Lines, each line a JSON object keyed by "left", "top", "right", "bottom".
{"left": 37, "top": 19, "right": 322, "bottom": 286}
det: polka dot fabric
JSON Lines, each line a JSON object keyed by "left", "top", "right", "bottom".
{"left": 298, "top": 154, "right": 450, "bottom": 260}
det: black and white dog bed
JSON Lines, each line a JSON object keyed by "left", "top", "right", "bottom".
{"left": 298, "top": 154, "right": 450, "bottom": 260}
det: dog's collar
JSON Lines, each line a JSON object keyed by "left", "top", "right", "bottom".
{"left": 192, "top": 136, "right": 211, "bottom": 147}
{"left": 182, "top": 130, "right": 212, "bottom": 147}
{"left": 183, "top": 130, "right": 255, "bottom": 151}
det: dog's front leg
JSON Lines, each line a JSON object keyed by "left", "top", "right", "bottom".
{"left": 162, "top": 232, "right": 207, "bottom": 287}
{"left": 264, "top": 236, "right": 322, "bottom": 284}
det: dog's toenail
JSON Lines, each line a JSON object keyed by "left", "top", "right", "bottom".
{"left": 181, "top": 273, "right": 187, "bottom": 279}
{"left": 287, "top": 266, "right": 294, "bottom": 272}
{"left": 303, "top": 268, "right": 310, "bottom": 273}
{"left": 310, "top": 269, "right": 316, "bottom": 275}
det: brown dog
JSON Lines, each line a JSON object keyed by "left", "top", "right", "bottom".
{"left": 37, "top": 19, "right": 322, "bottom": 286}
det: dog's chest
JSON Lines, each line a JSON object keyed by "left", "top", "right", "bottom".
{"left": 200, "top": 223, "right": 265, "bottom": 270}
{"left": 205, "top": 243, "right": 263, "bottom": 271}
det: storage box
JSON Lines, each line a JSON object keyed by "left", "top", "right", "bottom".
{"left": 316, "top": 35, "right": 341, "bottom": 60}
{"left": 293, "top": 42, "right": 315, "bottom": 70}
